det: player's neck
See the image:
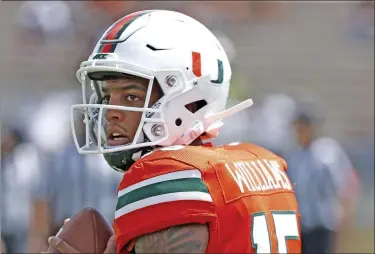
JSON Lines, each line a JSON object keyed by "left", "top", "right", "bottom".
{"left": 190, "top": 138, "right": 203, "bottom": 146}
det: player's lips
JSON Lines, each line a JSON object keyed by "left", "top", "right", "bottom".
{"left": 106, "top": 125, "right": 130, "bottom": 146}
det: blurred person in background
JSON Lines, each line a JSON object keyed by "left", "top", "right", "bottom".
{"left": 0, "top": 238, "right": 5, "bottom": 253}
{"left": 1, "top": 127, "right": 43, "bottom": 253}
{"left": 26, "top": 95, "right": 122, "bottom": 253}
{"left": 27, "top": 136, "right": 122, "bottom": 252}
{"left": 285, "top": 106, "right": 360, "bottom": 254}
{"left": 348, "top": 0, "right": 374, "bottom": 42}
{"left": 248, "top": 94, "right": 296, "bottom": 156}
{"left": 16, "top": 1, "right": 75, "bottom": 48}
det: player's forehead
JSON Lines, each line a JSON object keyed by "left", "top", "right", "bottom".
{"left": 102, "top": 76, "right": 149, "bottom": 92}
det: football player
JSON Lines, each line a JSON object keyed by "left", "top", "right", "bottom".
{"left": 49, "top": 10, "right": 301, "bottom": 254}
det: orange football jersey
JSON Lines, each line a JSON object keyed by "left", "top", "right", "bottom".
{"left": 114, "top": 142, "right": 301, "bottom": 253}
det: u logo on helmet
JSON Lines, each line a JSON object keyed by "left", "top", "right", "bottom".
{"left": 192, "top": 52, "right": 224, "bottom": 85}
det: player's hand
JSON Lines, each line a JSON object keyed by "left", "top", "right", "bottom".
{"left": 103, "top": 235, "right": 116, "bottom": 254}
{"left": 45, "top": 217, "right": 117, "bottom": 254}
{"left": 47, "top": 218, "right": 116, "bottom": 254}
{"left": 47, "top": 235, "right": 116, "bottom": 254}
{"left": 41, "top": 218, "right": 75, "bottom": 253}
{"left": 47, "top": 236, "right": 79, "bottom": 253}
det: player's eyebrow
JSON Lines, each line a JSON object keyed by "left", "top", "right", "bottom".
{"left": 102, "top": 84, "right": 147, "bottom": 94}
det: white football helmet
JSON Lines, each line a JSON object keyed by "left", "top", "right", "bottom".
{"left": 71, "top": 10, "right": 253, "bottom": 167}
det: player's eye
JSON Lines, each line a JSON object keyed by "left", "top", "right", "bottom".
{"left": 126, "top": 95, "right": 140, "bottom": 102}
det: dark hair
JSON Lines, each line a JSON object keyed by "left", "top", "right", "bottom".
{"left": 293, "top": 102, "right": 324, "bottom": 126}
{"left": 295, "top": 113, "right": 314, "bottom": 125}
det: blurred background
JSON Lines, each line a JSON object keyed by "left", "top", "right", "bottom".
{"left": 0, "top": 1, "right": 373, "bottom": 253}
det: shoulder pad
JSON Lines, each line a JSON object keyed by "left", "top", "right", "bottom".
{"left": 219, "top": 142, "right": 288, "bottom": 169}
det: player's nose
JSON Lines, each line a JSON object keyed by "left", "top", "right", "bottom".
{"left": 105, "top": 108, "right": 125, "bottom": 123}
{"left": 104, "top": 94, "right": 126, "bottom": 123}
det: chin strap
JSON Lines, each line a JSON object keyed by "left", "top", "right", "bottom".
{"left": 105, "top": 145, "right": 153, "bottom": 173}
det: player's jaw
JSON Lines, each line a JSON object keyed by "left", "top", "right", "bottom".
{"left": 106, "top": 124, "right": 131, "bottom": 146}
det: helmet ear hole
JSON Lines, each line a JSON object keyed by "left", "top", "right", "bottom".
{"left": 175, "top": 118, "right": 182, "bottom": 126}
{"left": 185, "top": 100, "right": 208, "bottom": 113}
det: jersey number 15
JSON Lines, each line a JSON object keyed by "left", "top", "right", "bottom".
{"left": 251, "top": 211, "right": 299, "bottom": 253}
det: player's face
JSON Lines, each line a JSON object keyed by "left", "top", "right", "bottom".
{"left": 103, "top": 78, "right": 162, "bottom": 146}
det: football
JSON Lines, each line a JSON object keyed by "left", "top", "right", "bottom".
{"left": 47, "top": 207, "right": 114, "bottom": 253}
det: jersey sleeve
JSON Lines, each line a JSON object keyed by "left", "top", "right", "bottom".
{"left": 114, "top": 158, "right": 216, "bottom": 253}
